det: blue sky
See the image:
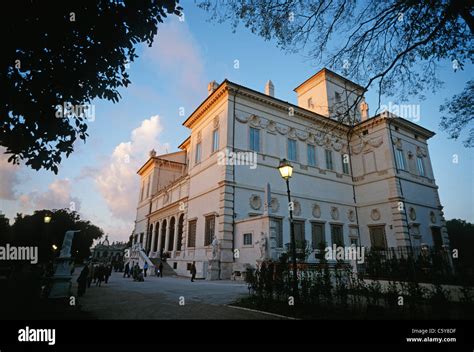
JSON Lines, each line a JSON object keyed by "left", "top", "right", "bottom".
{"left": 1, "top": 3, "right": 472, "bottom": 242}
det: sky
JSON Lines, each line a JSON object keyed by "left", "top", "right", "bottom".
{"left": 1, "top": 3, "right": 473, "bottom": 243}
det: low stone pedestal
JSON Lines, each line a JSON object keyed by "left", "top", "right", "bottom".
{"left": 49, "top": 257, "right": 73, "bottom": 298}
{"left": 207, "top": 259, "right": 220, "bottom": 280}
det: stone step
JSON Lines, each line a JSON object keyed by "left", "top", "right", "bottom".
{"left": 149, "top": 258, "right": 176, "bottom": 277}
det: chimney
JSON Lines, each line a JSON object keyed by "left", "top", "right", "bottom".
{"left": 360, "top": 100, "right": 369, "bottom": 121}
{"left": 207, "top": 80, "right": 219, "bottom": 96}
{"left": 265, "top": 80, "right": 274, "bottom": 97}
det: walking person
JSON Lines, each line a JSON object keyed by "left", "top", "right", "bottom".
{"left": 77, "top": 264, "right": 89, "bottom": 297}
{"left": 104, "top": 264, "right": 112, "bottom": 284}
{"left": 158, "top": 262, "right": 163, "bottom": 278}
{"left": 133, "top": 263, "right": 140, "bottom": 281}
{"left": 123, "top": 262, "right": 130, "bottom": 278}
{"left": 190, "top": 262, "right": 196, "bottom": 282}
{"left": 143, "top": 262, "right": 148, "bottom": 278}
{"left": 96, "top": 265, "right": 105, "bottom": 287}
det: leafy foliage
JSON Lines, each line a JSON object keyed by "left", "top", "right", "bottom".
{"left": 199, "top": 0, "right": 473, "bottom": 138}
{"left": 1, "top": 209, "right": 104, "bottom": 263}
{"left": 440, "top": 80, "right": 474, "bottom": 147}
{"left": 1, "top": 0, "right": 182, "bottom": 172}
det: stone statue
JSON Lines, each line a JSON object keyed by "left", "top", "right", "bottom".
{"left": 258, "top": 232, "right": 268, "bottom": 260}
{"left": 211, "top": 236, "right": 219, "bottom": 259}
{"left": 59, "top": 230, "right": 80, "bottom": 258}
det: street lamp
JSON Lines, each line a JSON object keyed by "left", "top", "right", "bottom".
{"left": 278, "top": 158, "right": 298, "bottom": 300}
{"left": 44, "top": 214, "right": 52, "bottom": 223}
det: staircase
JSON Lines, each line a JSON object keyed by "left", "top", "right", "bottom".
{"left": 149, "top": 258, "right": 177, "bottom": 277}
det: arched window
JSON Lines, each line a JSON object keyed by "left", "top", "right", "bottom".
{"left": 177, "top": 214, "right": 184, "bottom": 251}
{"left": 168, "top": 217, "right": 176, "bottom": 252}
{"left": 160, "top": 219, "right": 167, "bottom": 253}
{"left": 153, "top": 222, "right": 159, "bottom": 252}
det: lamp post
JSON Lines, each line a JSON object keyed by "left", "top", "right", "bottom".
{"left": 278, "top": 158, "right": 298, "bottom": 300}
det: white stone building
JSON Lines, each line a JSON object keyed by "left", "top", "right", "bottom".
{"left": 130, "top": 68, "right": 449, "bottom": 280}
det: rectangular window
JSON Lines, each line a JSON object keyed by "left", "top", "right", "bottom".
{"left": 195, "top": 143, "right": 202, "bottom": 164}
{"left": 146, "top": 175, "right": 151, "bottom": 197}
{"left": 369, "top": 226, "right": 387, "bottom": 250}
{"left": 188, "top": 220, "right": 197, "bottom": 248}
{"left": 311, "top": 223, "right": 325, "bottom": 250}
{"left": 249, "top": 127, "right": 260, "bottom": 152}
{"left": 288, "top": 139, "right": 297, "bottom": 161}
{"left": 204, "top": 215, "right": 215, "bottom": 246}
{"left": 243, "top": 233, "right": 252, "bottom": 246}
{"left": 341, "top": 154, "right": 350, "bottom": 174}
{"left": 395, "top": 149, "right": 405, "bottom": 170}
{"left": 307, "top": 144, "right": 316, "bottom": 166}
{"left": 270, "top": 218, "right": 283, "bottom": 248}
{"left": 416, "top": 156, "right": 425, "bottom": 176}
{"left": 325, "top": 149, "right": 333, "bottom": 170}
{"left": 294, "top": 220, "right": 305, "bottom": 248}
{"left": 330, "top": 224, "right": 344, "bottom": 247}
{"left": 212, "top": 129, "right": 219, "bottom": 153}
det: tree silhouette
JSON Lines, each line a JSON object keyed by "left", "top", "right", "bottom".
{"left": 198, "top": 0, "right": 473, "bottom": 140}
{"left": 1, "top": 0, "right": 182, "bottom": 172}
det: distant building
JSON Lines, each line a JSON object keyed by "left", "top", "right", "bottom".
{"left": 91, "top": 236, "right": 127, "bottom": 263}
{"left": 131, "top": 68, "right": 448, "bottom": 280}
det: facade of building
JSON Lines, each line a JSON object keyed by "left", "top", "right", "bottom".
{"left": 131, "top": 68, "right": 449, "bottom": 280}
{"left": 91, "top": 236, "right": 127, "bottom": 264}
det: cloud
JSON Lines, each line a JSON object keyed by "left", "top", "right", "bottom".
{"left": 18, "top": 179, "right": 81, "bottom": 212}
{"left": 0, "top": 148, "right": 21, "bottom": 200}
{"left": 94, "top": 115, "right": 169, "bottom": 224}
{"left": 143, "top": 19, "right": 207, "bottom": 102}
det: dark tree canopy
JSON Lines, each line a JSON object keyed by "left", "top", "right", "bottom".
{"left": 199, "top": 0, "right": 473, "bottom": 141}
{"left": 1, "top": 0, "right": 181, "bottom": 173}
{"left": 1, "top": 209, "right": 104, "bottom": 263}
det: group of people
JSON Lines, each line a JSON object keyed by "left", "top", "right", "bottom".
{"left": 76, "top": 263, "right": 112, "bottom": 297}
{"left": 123, "top": 261, "right": 162, "bottom": 281}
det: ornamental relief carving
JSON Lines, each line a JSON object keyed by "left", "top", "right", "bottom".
{"left": 293, "top": 201, "right": 301, "bottom": 216}
{"left": 416, "top": 146, "right": 427, "bottom": 157}
{"left": 249, "top": 194, "right": 262, "bottom": 210}
{"left": 270, "top": 198, "right": 280, "bottom": 213}
{"left": 392, "top": 137, "right": 402, "bottom": 149}
{"left": 352, "top": 136, "right": 384, "bottom": 155}
{"left": 235, "top": 114, "right": 349, "bottom": 151}
{"left": 370, "top": 208, "right": 381, "bottom": 221}
{"left": 347, "top": 209, "right": 356, "bottom": 222}
{"left": 330, "top": 206, "right": 339, "bottom": 220}
{"left": 312, "top": 204, "right": 321, "bottom": 218}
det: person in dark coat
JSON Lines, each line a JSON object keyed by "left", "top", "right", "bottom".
{"left": 190, "top": 262, "right": 197, "bottom": 282}
{"left": 104, "top": 265, "right": 112, "bottom": 284}
{"left": 96, "top": 265, "right": 105, "bottom": 287}
{"left": 77, "top": 265, "right": 89, "bottom": 297}
{"left": 123, "top": 262, "right": 130, "bottom": 278}
{"left": 158, "top": 262, "right": 163, "bottom": 278}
